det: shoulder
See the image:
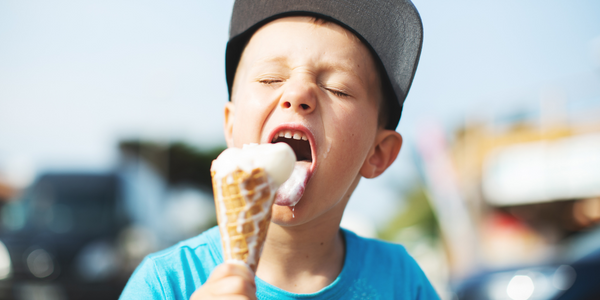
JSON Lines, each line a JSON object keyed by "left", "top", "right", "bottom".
{"left": 343, "top": 229, "right": 415, "bottom": 274}
{"left": 342, "top": 229, "right": 440, "bottom": 300}
{"left": 147, "top": 226, "right": 222, "bottom": 271}
{"left": 120, "top": 227, "right": 223, "bottom": 300}
{"left": 343, "top": 228, "right": 411, "bottom": 262}
{"left": 151, "top": 226, "right": 222, "bottom": 275}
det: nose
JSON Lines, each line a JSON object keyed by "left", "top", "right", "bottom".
{"left": 279, "top": 78, "right": 317, "bottom": 115}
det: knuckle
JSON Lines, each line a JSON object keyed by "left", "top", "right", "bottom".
{"left": 221, "top": 263, "right": 238, "bottom": 274}
{"left": 223, "top": 263, "right": 241, "bottom": 275}
{"left": 227, "top": 277, "right": 255, "bottom": 296}
{"left": 229, "top": 277, "right": 246, "bottom": 291}
{"left": 210, "top": 263, "right": 237, "bottom": 281}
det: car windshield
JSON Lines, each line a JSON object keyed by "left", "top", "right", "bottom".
{"left": 19, "top": 176, "right": 117, "bottom": 235}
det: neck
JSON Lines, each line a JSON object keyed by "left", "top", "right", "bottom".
{"left": 255, "top": 174, "right": 361, "bottom": 293}
{"left": 256, "top": 219, "right": 346, "bottom": 293}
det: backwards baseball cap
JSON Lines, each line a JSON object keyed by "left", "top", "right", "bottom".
{"left": 226, "top": 0, "right": 423, "bottom": 129}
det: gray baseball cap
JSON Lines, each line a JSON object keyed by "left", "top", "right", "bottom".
{"left": 226, "top": 0, "right": 423, "bottom": 129}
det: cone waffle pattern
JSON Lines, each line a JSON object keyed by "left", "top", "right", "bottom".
{"left": 211, "top": 167, "right": 274, "bottom": 272}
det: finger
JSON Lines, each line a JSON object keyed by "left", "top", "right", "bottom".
{"left": 211, "top": 275, "right": 257, "bottom": 296}
{"left": 207, "top": 263, "right": 255, "bottom": 284}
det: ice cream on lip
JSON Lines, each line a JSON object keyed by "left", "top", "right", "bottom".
{"left": 266, "top": 123, "right": 318, "bottom": 207}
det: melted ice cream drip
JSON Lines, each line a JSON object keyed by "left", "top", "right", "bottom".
{"left": 275, "top": 164, "right": 308, "bottom": 206}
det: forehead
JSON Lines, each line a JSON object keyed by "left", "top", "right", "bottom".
{"left": 237, "top": 16, "right": 379, "bottom": 86}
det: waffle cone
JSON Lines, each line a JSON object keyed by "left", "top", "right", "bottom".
{"left": 211, "top": 167, "right": 274, "bottom": 272}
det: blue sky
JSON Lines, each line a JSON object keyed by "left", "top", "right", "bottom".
{"left": 0, "top": 0, "right": 235, "bottom": 170}
{"left": 1, "top": 0, "right": 599, "bottom": 226}
{"left": 405, "top": 0, "right": 600, "bottom": 130}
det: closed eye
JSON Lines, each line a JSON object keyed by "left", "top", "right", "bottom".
{"left": 259, "top": 79, "right": 283, "bottom": 85}
{"left": 327, "top": 88, "right": 349, "bottom": 98}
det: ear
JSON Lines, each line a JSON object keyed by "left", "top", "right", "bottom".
{"left": 360, "top": 129, "right": 403, "bottom": 179}
{"left": 223, "top": 102, "right": 235, "bottom": 147}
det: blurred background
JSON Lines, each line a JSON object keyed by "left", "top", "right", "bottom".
{"left": 0, "top": 0, "right": 599, "bottom": 299}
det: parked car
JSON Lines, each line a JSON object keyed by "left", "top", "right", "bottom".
{"left": 453, "top": 229, "right": 600, "bottom": 300}
{"left": 0, "top": 173, "right": 131, "bottom": 300}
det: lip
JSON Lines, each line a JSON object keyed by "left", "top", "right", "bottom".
{"left": 266, "top": 122, "right": 317, "bottom": 204}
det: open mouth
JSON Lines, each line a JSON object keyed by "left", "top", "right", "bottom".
{"left": 268, "top": 124, "right": 316, "bottom": 207}
{"left": 271, "top": 130, "right": 312, "bottom": 162}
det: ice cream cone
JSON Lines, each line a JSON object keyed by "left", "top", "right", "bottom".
{"left": 211, "top": 167, "right": 275, "bottom": 272}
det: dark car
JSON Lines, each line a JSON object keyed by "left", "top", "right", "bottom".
{"left": 0, "top": 173, "right": 131, "bottom": 300}
{"left": 453, "top": 232, "right": 600, "bottom": 300}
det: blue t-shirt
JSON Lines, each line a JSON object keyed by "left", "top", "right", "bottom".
{"left": 120, "top": 226, "right": 439, "bottom": 299}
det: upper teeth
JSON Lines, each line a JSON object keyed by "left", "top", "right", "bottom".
{"left": 276, "top": 130, "right": 308, "bottom": 141}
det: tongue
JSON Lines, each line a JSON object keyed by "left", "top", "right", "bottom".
{"left": 274, "top": 161, "right": 310, "bottom": 206}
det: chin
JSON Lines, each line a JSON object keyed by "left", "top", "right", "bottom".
{"left": 270, "top": 205, "right": 302, "bottom": 226}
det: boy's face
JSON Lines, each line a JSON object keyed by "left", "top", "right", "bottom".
{"left": 225, "top": 17, "right": 383, "bottom": 226}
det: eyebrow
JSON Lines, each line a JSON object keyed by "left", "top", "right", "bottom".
{"left": 322, "top": 61, "right": 362, "bottom": 79}
{"left": 319, "top": 59, "right": 370, "bottom": 90}
{"left": 252, "top": 56, "right": 289, "bottom": 67}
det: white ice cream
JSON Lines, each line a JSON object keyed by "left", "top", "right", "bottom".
{"left": 211, "top": 143, "right": 296, "bottom": 186}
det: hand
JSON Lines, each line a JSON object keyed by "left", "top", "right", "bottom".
{"left": 190, "top": 263, "right": 257, "bottom": 300}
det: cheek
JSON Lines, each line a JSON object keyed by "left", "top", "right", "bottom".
{"left": 334, "top": 102, "right": 378, "bottom": 150}
{"left": 232, "top": 109, "right": 260, "bottom": 146}
{"left": 322, "top": 102, "right": 377, "bottom": 174}
{"left": 231, "top": 94, "right": 276, "bottom": 146}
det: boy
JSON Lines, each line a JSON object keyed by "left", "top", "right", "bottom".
{"left": 121, "top": 0, "right": 439, "bottom": 299}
